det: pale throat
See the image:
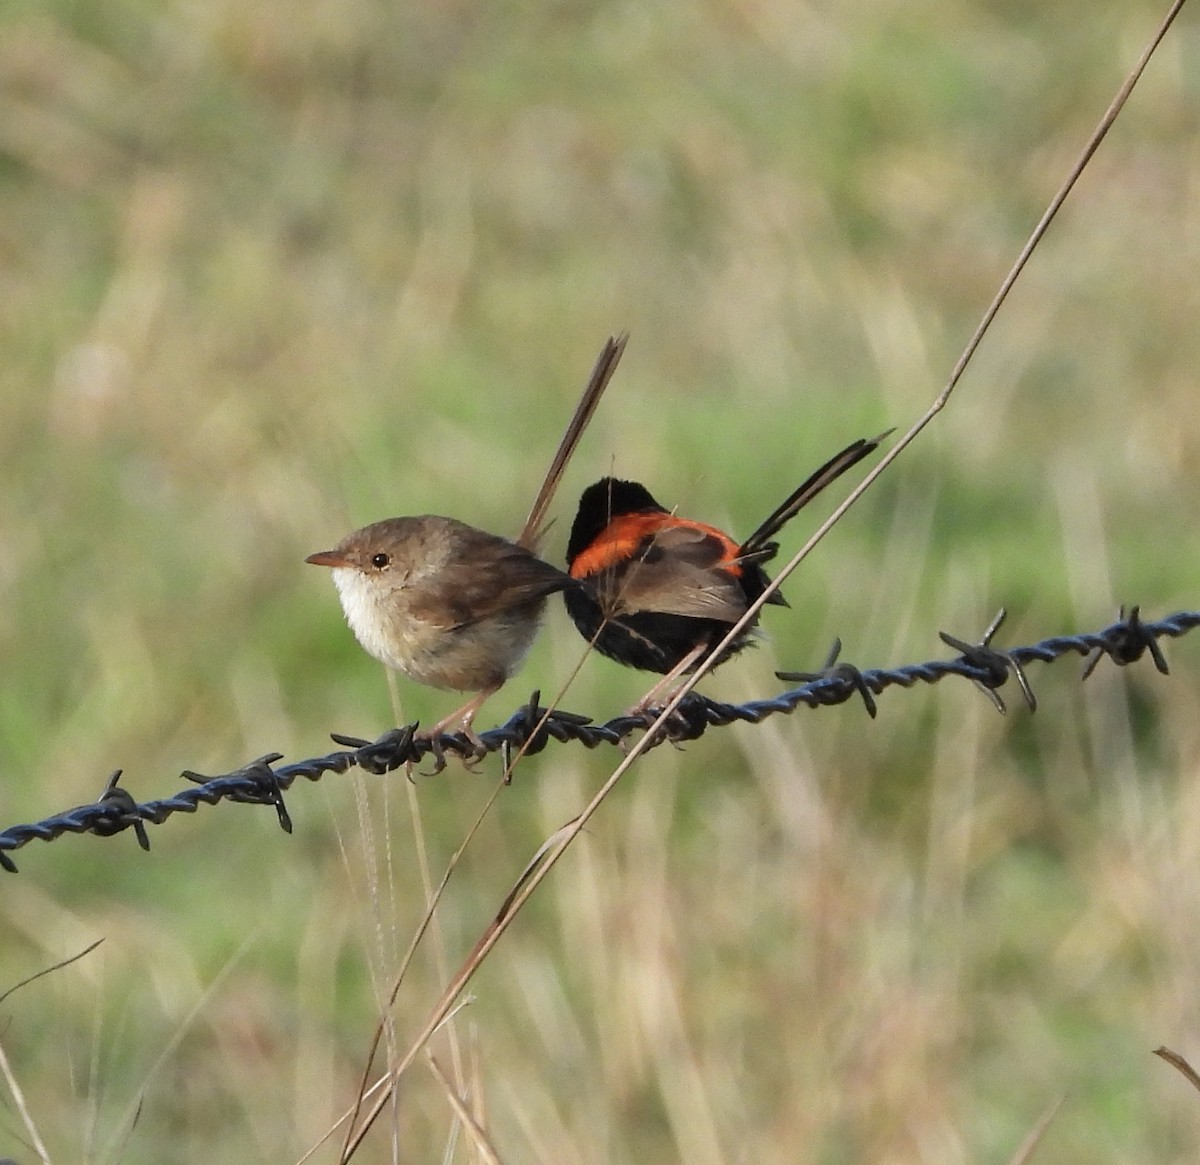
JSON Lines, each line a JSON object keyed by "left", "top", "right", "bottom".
{"left": 329, "top": 566, "right": 420, "bottom": 676}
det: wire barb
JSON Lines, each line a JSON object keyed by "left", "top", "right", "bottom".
{"left": 182, "top": 753, "right": 293, "bottom": 833}
{"left": 88, "top": 771, "right": 152, "bottom": 852}
{"left": 777, "top": 638, "right": 879, "bottom": 719}
{"left": 939, "top": 608, "right": 1038, "bottom": 714}
{"left": 1082, "top": 604, "right": 1169, "bottom": 679}
{"left": 0, "top": 607, "right": 1195, "bottom": 872}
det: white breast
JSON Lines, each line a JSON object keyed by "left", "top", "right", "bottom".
{"left": 329, "top": 566, "right": 418, "bottom": 675}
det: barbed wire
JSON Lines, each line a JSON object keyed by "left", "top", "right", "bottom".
{"left": 0, "top": 606, "right": 1194, "bottom": 873}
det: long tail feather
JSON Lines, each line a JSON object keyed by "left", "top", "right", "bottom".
{"left": 518, "top": 332, "right": 629, "bottom": 549}
{"left": 739, "top": 428, "right": 893, "bottom": 554}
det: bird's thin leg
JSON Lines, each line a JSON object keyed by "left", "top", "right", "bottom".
{"left": 629, "top": 643, "right": 706, "bottom": 717}
{"left": 418, "top": 685, "right": 501, "bottom": 764}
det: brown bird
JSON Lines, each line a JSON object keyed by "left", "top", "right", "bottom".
{"left": 306, "top": 333, "right": 627, "bottom": 741}
{"left": 563, "top": 430, "right": 889, "bottom": 703}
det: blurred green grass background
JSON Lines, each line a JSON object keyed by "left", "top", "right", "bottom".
{"left": 1, "top": 0, "right": 1199, "bottom": 1161}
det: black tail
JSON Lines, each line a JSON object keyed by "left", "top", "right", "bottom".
{"left": 739, "top": 429, "right": 892, "bottom": 555}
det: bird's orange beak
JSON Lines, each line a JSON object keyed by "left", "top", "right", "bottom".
{"left": 305, "top": 550, "right": 349, "bottom": 568}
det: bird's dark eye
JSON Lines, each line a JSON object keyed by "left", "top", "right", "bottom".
{"left": 371, "top": 552, "right": 390, "bottom": 569}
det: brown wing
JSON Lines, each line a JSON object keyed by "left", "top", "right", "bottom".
{"left": 602, "top": 524, "right": 748, "bottom": 623}
{"left": 409, "top": 531, "right": 574, "bottom": 630}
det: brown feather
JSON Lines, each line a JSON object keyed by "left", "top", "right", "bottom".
{"left": 518, "top": 333, "right": 628, "bottom": 550}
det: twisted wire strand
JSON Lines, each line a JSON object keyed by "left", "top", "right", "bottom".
{"left": 1, "top": 606, "right": 1195, "bottom": 872}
